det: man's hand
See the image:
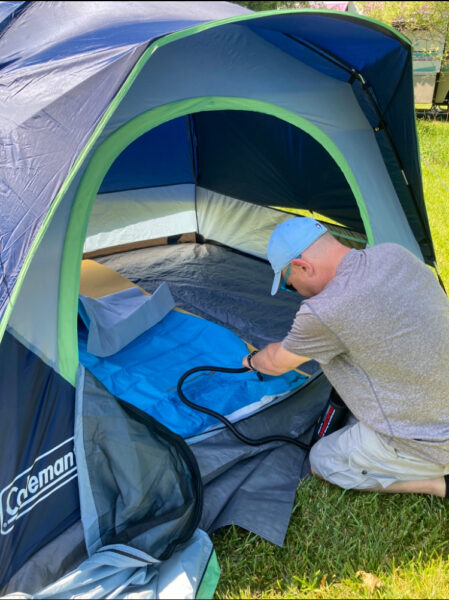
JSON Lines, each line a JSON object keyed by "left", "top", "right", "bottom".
{"left": 242, "top": 342, "right": 309, "bottom": 376}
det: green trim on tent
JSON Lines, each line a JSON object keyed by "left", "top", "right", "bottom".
{"left": 145, "top": 7, "right": 412, "bottom": 50}
{"left": 196, "top": 550, "right": 221, "bottom": 599}
{"left": 0, "top": 5, "right": 409, "bottom": 353}
{"left": 58, "top": 96, "right": 373, "bottom": 385}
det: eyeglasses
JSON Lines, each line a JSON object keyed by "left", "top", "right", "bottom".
{"left": 280, "top": 255, "right": 301, "bottom": 293}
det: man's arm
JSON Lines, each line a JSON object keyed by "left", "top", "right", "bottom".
{"left": 242, "top": 342, "right": 309, "bottom": 376}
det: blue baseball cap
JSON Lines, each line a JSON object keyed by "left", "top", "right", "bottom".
{"left": 267, "top": 217, "right": 327, "bottom": 295}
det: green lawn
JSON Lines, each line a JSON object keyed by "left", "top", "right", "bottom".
{"left": 417, "top": 120, "right": 449, "bottom": 289}
{"left": 212, "top": 119, "right": 449, "bottom": 599}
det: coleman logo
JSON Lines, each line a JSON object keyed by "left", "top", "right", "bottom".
{"left": 0, "top": 438, "right": 77, "bottom": 536}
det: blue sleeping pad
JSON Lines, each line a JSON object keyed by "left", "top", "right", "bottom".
{"left": 78, "top": 293, "right": 307, "bottom": 438}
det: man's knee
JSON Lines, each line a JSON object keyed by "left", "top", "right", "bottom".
{"left": 309, "top": 439, "right": 327, "bottom": 479}
{"left": 308, "top": 431, "right": 354, "bottom": 488}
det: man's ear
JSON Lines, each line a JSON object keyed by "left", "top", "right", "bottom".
{"left": 291, "top": 257, "right": 313, "bottom": 274}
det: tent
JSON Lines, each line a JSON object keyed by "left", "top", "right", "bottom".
{"left": 0, "top": 1, "right": 440, "bottom": 597}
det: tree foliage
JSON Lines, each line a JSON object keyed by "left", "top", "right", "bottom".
{"left": 231, "top": 1, "right": 308, "bottom": 11}
{"left": 233, "top": 1, "right": 449, "bottom": 34}
{"left": 355, "top": 2, "right": 449, "bottom": 61}
{"left": 232, "top": 2, "right": 449, "bottom": 60}
{"left": 354, "top": 1, "right": 449, "bottom": 35}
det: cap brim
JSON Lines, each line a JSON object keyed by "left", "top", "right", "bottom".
{"left": 271, "top": 271, "right": 281, "bottom": 296}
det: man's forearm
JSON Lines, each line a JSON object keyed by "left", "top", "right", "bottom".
{"left": 250, "top": 343, "right": 286, "bottom": 375}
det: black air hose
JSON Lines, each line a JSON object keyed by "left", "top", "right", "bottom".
{"left": 177, "top": 365, "right": 311, "bottom": 451}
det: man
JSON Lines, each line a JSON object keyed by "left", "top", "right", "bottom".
{"left": 242, "top": 217, "right": 449, "bottom": 498}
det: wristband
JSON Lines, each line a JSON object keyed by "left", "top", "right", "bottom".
{"left": 246, "top": 350, "right": 259, "bottom": 371}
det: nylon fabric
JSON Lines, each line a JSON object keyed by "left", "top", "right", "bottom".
{"left": 72, "top": 19, "right": 423, "bottom": 267}
{"left": 0, "top": 521, "right": 86, "bottom": 597}
{"left": 245, "top": 12, "right": 425, "bottom": 252}
{"left": 78, "top": 306, "right": 308, "bottom": 438}
{"left": 99, "top": 117, "right": 195, "bottom": 192}
{"left": 0, "top": 1, "right": 27, "bottom": 33}
{"left": 0, "top": 332, "right": 79, "bottom": 589}
{"left": 78, "top": 284, "right": 175, "bottom": 358}
{"left": 190, "top": 374, "right": 331, "bottom": 546}
{"left": 194, "top": 111, "right": 359, "bottom": 230}
{"left": 76, "top": 368, "right": 202, "bottom": 560}
{"left": 196, "top": 551, "right": 220, "bottom": 600}
{"left": 0, "top": 0, "right": 250, "bottom": 334}
{"left": 1, "top": 530, "right": 215, "bottom": 600}
{"left": 84, "top": 185, "right": 196, "bottom": 254}
{"left": 6, "top": 189, "right": 77, "bottom": 371}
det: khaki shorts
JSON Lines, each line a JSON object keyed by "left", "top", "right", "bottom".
{"left": 309, "top": 421, "right": 449, "bottom": 490}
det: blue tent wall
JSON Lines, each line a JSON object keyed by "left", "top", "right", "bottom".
{"left": 98, "top": 110, "right": 360, "bottom": 231}
{"left": 0, "top": 0, "right": 250, "bottom": 330}
{"left": 244, "top": 12, "right": 431, "bottom": 261}
{"left": 99, "top": 117, "right": 196, "bottom": 193}
{"left": 0, "top": 332, "right": 79, "bottom": 588}
{"left": 193, "top": 110, "right": 361, "bottom": 231}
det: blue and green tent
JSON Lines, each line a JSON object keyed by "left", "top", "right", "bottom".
{"left": 0, "top": 1, "right": 440, "bottom": 597}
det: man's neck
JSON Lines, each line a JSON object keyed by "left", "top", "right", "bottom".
{"left": 327, "top": 243, "right": 352, "bottom": 280}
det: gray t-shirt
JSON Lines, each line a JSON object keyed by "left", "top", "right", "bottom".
{"left": 283, "top": 243, "right": 449, "bottom": 464}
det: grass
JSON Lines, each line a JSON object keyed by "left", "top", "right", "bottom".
{"left": 212, "top": 119, "right": 449, "bottom": 599}
{"left": 214, "top": 481, "right": 449, "bottom": 599}
{"left": 417, "top": 119, "right": 449, "bottom": 288}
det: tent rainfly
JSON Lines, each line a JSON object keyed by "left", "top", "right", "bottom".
{"left": 0, "top": 1, "right": 440, "bottom": 597}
